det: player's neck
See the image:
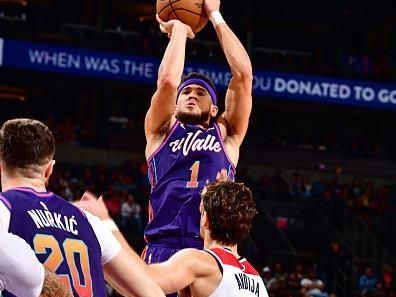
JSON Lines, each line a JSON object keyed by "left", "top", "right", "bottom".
{"left": 2, "top": 174, "right": 47, "bottom": 193}
{"left": 197, "top": 121, "right": 210, "bottom": 130}
{"left": 205, "top": 239, "right": 239, "bottom": 257}
{"left": 183, "top": 122, "right": 210, "bottom": 130}
{"left": 180, "top": 118, "right": 211, "bottom": 130}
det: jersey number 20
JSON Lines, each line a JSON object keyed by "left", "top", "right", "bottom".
{"left": 33, "top": 234, "right": 93, "bottom": 297}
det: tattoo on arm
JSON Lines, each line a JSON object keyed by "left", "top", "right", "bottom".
{"left": 40, "top": 267, "right": 72, "bottom": 297}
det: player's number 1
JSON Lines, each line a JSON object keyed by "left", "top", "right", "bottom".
{"left": 186, "top": 161, "right": 200, "bottom": 188}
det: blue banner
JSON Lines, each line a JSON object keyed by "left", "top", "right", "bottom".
{"left": 0, "top": 38, "right": 3, "bottom": 67}
{"left": 1, "top": 37, "right": 396, "bottom": 109}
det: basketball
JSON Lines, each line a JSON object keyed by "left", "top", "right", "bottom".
{"left": 156, "top": 0, "right": 208, "bottom": 33}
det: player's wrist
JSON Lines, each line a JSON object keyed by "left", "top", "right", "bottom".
{"left": 172, "top": 21, "right": 188, "bottom": 33}
{"left": 102, "top": 219, "right": 119, "bottom": 231}
{"left": 209, "top": 10, "right": 225, "bottom": 27}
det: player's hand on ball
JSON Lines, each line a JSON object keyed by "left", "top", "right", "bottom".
{"left": 156, "top": 14, "right": 195, "bottom": 39}
{"left": 204, "top": 0, "right": 220, "bottom": 15}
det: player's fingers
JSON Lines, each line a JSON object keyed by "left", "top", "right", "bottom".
{"left": 81, "top": 190, "right": 98, "bottom": 201}
{"left": 187, "top": 31, "right": 195, "bottom": 39}
{"left": 216, "top": 168, "right": 228, "bottom": 182}
{"left": 98, "top": 195, "right": 105, "bottom": 205}
{"left": 156, "top": 14, "right": 164, "bottom": 24}
{"left": 159, "top": 24, "right": 167, "bottom": 34}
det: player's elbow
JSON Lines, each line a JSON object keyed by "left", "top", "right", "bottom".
{"left": 157, "top": 73, "right": 180, "bottom": 91}
{"left": 233, "top": 65, "right": 253, "bottom": 83}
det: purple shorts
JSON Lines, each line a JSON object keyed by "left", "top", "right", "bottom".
{"left": 142, "top": 237, "right": 203, "bottom": 297}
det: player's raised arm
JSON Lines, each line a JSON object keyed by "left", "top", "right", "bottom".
{"left": 205, "top": 0, "right": 253, "bottom": 146}
{"left": 145, "top": 16, "right": 194, "bottom": 151}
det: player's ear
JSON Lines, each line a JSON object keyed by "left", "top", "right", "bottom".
{"left": 44, "top": 160, "right": 55, "bottom": 179}
{"left": 210, "top": 105, "right": 218, "bottom": 117}
{"left": 202, "top": 211, "right": 209, "bottom": 229}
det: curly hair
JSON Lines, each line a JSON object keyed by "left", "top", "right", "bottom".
{"left": 0, "top": 119, "right": 55, "bottom": 172}
{"left": 202, "top": 181, "right": 256, "bottom": 246}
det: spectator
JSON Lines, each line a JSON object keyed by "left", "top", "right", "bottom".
{"left": 274, "top": 262, "right": 288, "bottom": 282}
{"left": 301, "top": 268, "right": 329, "bottom": 297}
{"left": 376, "top": 264, "right": 394, "bottom": 296}
{"left": 288, "top": 272, "right": 301, "bottom": 293}
{"left": 296, "top": 264, "right": 306, "bottom": 281}
{"left": 301, "top": 175, "right": 313, "bottom": 198}
{"left": 120, "top": 194, "right": 142, "bottom": 233}
{"left": 262, "top": 266, "right": 278, "bottom": 290}
{"left": 319, "top": 240, "right": 347, "bottom": 294}
{"left": 103, "top": 186, "right": 122, "bottom": 221}
{"left": 359, "top": 266, "right": 378, "bottom": 297}
{"left": 301, "top": 277, "right": 328, "bottom": 297}
{"left": 289, "top": 172, "right": 301, "bottom": 199}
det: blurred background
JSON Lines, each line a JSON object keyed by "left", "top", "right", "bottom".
{"left": 2, "top": 0, "right": 396, "bottom": 296}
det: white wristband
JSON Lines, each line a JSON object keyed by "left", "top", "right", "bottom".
{"left": 209, "top": 11, "right": 225, "bottom": 27}
{"left": 102, "top": 219, "right": 119, "bottom": 231}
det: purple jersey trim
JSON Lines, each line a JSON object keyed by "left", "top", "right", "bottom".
{"left": 78, "top": 208, "right": 87, "bottom": 218}
{"left": 147, "top": 119, "right": 180, "bottom": 162}
{"left": 214, "top": 123, "right": 237, "bottom": 171}
{"left": 0, "top": 195, "right": 11, "bottom": 210}
{"left": 9, "top": 187, "right": 54, "bottom": 198}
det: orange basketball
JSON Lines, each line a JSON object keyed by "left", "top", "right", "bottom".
{"left": 157, "top": 0, "right": 208, "bottom": 34}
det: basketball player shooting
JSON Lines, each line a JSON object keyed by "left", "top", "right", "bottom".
{"left": 143, "top": 0, "right": 253, "bottom": 279}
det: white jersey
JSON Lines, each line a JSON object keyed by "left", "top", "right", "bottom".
{"left": 206, "top": 248, "right": 268, "bottom": 297}
{"left": 0, "top": 232, "right": 44, "bottom": 297}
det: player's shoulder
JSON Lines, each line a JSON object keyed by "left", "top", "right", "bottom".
{"left": 170, "top": 248, "right": 219, "bottom": 276}
{"left": 240, "top": 259, "right": 261, "bottom": 276}
{"left": 171, "top": 248, "right": 209, "bottom": 263}
{"left": 79, "top": 209, "right": 100, "bottom": 226}
{"left": 0, "top": 192, "right": 12, "bottom": 210}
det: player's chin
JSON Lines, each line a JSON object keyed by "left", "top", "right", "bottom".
{"left": 177, "top": 110, "right": 202, "bottom": 123}
{"left": 184, "top": 104, "right": 200, "bottom": 112}
{"left": 181, "top": 107, "right": 201, "bottom": 116}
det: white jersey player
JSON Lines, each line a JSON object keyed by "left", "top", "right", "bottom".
{"left": 0, "top": 231, "right": 71, "bottom": 297}
{"left": 78, "top": 180, "right": 268, "bottom": 297}
{"left": 205, "top": 247, "right": 265, "bottom": 297}
{"left": 145, "top": 181, "right": 268, "bottom": 297}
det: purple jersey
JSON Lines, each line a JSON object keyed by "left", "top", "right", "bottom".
{"left": 146, "top": 120, "right": 236, "bottom": 241}
{"left": 1, "top": 187, "right": 106, "bottom": 297}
